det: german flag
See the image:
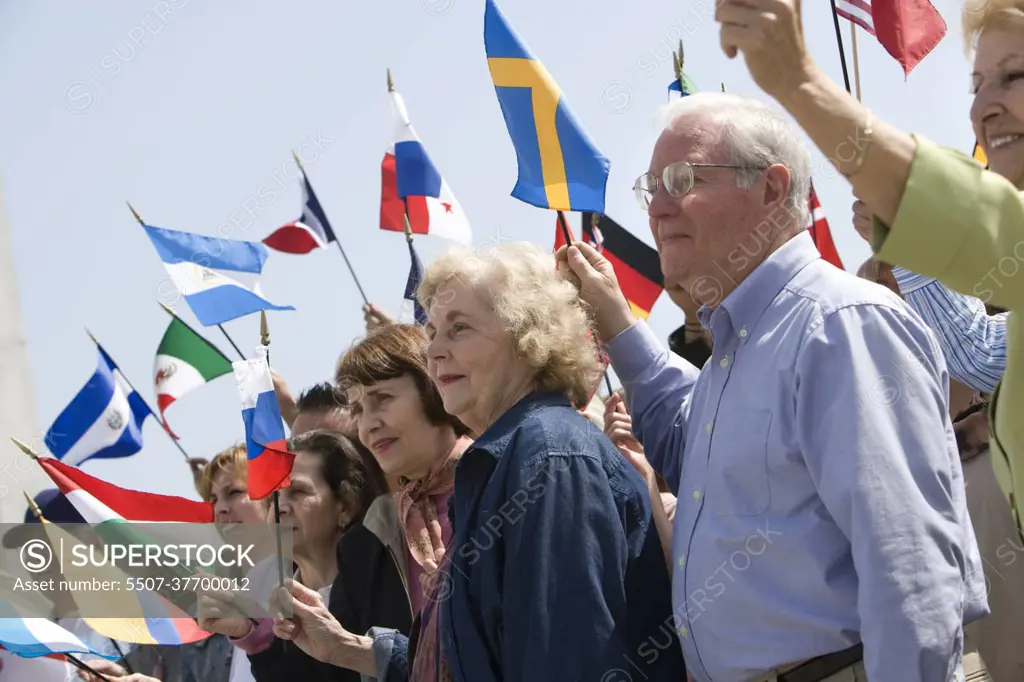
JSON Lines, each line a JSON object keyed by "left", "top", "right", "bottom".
{"left": 558, "top": 213, "right": 663, "bottom": 320}
{"left": 973, "top": 140, "right": 988, "bottom": 167}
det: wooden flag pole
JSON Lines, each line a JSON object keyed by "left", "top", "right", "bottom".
{"left": 290, "top": 151, "right": 369, "bottom": 305}
{"left": 260, "top": 312, "right": 286, "bottom": 593}
{"left": 850, "top": 23, "right": 863, "bottom": 101}
{"left": 128, "top": 202, "right": 248, "bottom": 361}
{"left": 84, "top": 328, "right": 192, "bottom": 463}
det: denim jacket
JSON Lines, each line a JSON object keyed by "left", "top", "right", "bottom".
{"left": 368, "top": 392, "right": 686, "bottom": 682}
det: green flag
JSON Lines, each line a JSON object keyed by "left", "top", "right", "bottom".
{"left": 154, "top": 315, "right": 232, "bottom": 435}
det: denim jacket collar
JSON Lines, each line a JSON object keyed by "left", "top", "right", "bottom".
{"left": 468, "top": 392, "right": 570, "bottom": 461}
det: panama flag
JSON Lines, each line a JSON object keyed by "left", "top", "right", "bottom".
{"left": 380, "top": 88, "right": 472, "bottom": 245}
{"left": 46, "top": 342, "right": 152, "bottom": 467}
{"left": 262, "top": 167, "right": 337, "bottom": 254}
{"left": 34, "top": 456, "right": 214, "bottom": 645}
{"left": 0, "top": 606, "right": 119, "bottom": 660}
{"left": 154, "top": 312, "right": 233, "bottom": 436}
{"left": 233, "top": 345, "right": 295, "bottom": 499}
{"left": 144, "top": 223, "right": 294, "bottom": 327}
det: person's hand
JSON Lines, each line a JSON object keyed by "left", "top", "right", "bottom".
{"left": 75, "top": 658, "right": 127, "bottom": 681}
{"left": 555, "top": 242, "right": 635, "bottom": 341}
{"left": 716, "top": 0, "right": 817, "bottom": 102}
{"left": 362, "top": 303, "right": 394, "bottom": 333}
{"left": 195, "top": 589, "right": 253, "bottom": 639}
{"left": 852, "top": 199, "right": 873, "bottom": 243}
{"left": 270, "top": 368, "right": 298, "bottom": 427}
{"left": 271, "top": 580, "right": 351, "bottom": 665}
{"left": 187, "top": 457, "right": 208, "bottom": 479}
{"left": 603, "top": 393, "right": 642, "bottom": 454}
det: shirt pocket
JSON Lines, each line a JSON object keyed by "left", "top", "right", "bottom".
{"left": 706, "top": 409, "right": 772, "bottom": 516}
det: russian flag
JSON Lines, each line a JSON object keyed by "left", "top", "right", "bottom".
{"left": 380, "top": 88, "right": 472, "bottom": 245}
{"left": 262, "top": 169, "right": 337, "bottom": 255}
{"left": 144, "top": 224, "right": 294, "bottom": 327}
{"left": 232, "top": 345, "right": 294, "bottom": 500}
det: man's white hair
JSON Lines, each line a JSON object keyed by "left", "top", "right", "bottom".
{"left": 660, "top": 92, "right": 811, "bottom": 229}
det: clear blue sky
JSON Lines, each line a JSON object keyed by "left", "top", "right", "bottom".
{"left": 0, "top": 0, "right": 973, "bottom": 502}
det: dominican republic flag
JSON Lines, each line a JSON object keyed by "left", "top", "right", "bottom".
{"left": 262, "top": 170, "right": 337, "bottom": 254}
{"left": 144, "top": 224, "right": 294, "bottom": 327}
{"left": 45, "top": 343, "right": 152, "bottom": 467}
{"left": 0, "top": 607, "right": 119, "bottom": 660}
{"left": 380, "top": 89, "right": 472, "bottom": 245}
{"left": 37, "top": 457, "right": 214, "bottom": 645}
{"left": 806, "top": 183, "right": 844, "bottom": 270}
{"left": 233, "top": 345, "right": 295, "bottom": 499}
{"left": 400, "top": 240, "right": 428, "bottom": 325}
{"left": 834, "top": 0, "right": 946, "bottom": 76}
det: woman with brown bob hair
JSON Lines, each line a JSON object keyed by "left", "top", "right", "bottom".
{"left": 270, "top": 322, "right": 472, "bottom": 681}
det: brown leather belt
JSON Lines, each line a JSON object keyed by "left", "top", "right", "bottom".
{"left": 777, "top": 643, "right": 863, "bottom": 682}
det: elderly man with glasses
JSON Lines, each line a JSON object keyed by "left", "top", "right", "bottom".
{"left": 558, "top": 91, "right": 989, "bottom": 682}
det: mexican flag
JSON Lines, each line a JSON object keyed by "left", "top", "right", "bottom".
{"left": 36, "top": 456, "right": 214, "bottom": 645}
{"left": 154, "top": 313, "right": 233, "bottom": 435}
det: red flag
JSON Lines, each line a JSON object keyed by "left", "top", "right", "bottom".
{"left": 807, "top": 184, "right": 844, "bottom": 270}
{"left": 834, "top": 0, "right": 946, "bottom": 76}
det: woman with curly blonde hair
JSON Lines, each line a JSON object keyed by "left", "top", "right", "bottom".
{"left": 394, "top": 241, "right": 683, "bottom": 682}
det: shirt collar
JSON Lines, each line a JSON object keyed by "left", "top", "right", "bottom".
{"left": 697, "top": 231, "right": 819, "bottom": 336}
{"left": 469, "top": 391, "right": 570, "bottom": 460}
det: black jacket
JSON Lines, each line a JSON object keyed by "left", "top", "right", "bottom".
{"left": 248, "top": 495, "right": 413, "bottom": 682}
{"left": 667, "top": 325, "right": 712, "bottom": 368}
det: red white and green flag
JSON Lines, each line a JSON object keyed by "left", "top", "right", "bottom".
{"left": 154, "top": 314, "right": 233, "bottom": 435}
{"left": 35, "top": 456, "right": 214, "bottom": 645}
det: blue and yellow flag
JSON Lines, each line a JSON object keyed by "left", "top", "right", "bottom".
{"left": 484, "top": 0, "right": 610, "bottom": 213}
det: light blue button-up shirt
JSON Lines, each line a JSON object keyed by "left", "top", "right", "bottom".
{"left": 606, "top": 232, "right": 988, "bottom": 682}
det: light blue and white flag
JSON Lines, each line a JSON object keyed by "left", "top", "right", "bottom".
{"left": 144, "top": 224, "right": 294, "bottom": 326}
{"left": 46, "top": 343, "right": 151, "bottom": 467}
{"left": 0, "top": 601, "right": 119, "bottom": 660}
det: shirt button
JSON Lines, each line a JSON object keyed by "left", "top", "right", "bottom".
{"left": 705, "top": 422, "right": 712, "bottom": 434}
{"left": 679, "top": 626, "right": 688, "bottom": 637}
{"left": 739, "top": 328, "right": 748, "bottom": 338}
{"left": 720, "top": 357, "right": 729, "bottom": 368}
{"left": 693, "top": 490, "right": 701, "bottom": 501}
{"left": 678, "top": 555, "right": 686, "bottom": 568}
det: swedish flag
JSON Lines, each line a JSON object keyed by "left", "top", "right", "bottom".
{"left": 484, "top": 0, "right": 610, "bottom": 213}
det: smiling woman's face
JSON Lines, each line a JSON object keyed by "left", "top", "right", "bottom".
{"left": 424, "top": 279, "right": 535, "bottom": 435}
{"left": 971, "top": 24, "right": 1024, "bottom": 188}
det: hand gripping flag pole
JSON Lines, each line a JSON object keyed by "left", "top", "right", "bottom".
{"left": 128, "top": 202, "right": 247, "bottom": 361}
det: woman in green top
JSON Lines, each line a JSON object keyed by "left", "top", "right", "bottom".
{"left": 712, "top": 0, "right": 1024, "bottom": 534}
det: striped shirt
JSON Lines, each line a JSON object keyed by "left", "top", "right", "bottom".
{"left": 892, "top": 265, "right": 1008, "bottom": 393}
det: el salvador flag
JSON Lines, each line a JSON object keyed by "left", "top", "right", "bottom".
{"left": 0, "top": 602, "right": 119, "bottom": 660}
{"left": 232, "top": 345, "right": 294, "bottom": 500}
{"left": 46, "top": 343, "right": 151, "bottom": 467}
{"left": 144, "top": 224, "right": 294, "bottom": 327}
{"left": 400, "top": 240, "right": 428, "bottom": 325}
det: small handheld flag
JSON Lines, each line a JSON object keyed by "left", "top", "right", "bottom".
{"left": 806, "top": 183, "right": 844, "bottom": 270}
{"left": 381, "top": 75, "right": 472, "bottom": 245}
{"left": 668, "top": 41, "right": 698, "bottom": 102}
{"left": 233, "top": 345, "right": 295, "bottom": 500}
{"left": 484, "top": 0, "right": 610, "bottom": 213}
{"left": 0, "top": 606, "right": 119, "bottom": 660}
{"left": 46, "top": 342, "right": 151, "bottom": 467}
{"left": 578, "top": 213, "right": 664, "bottom": 321}
{"left": 973, "top": 141, "right": 988, "bottom": 167}
{"left": 155, "top": 307, "right": 234, "bottom": 436}
{"left": 834, "top": 0, "right": 946, "bottom": 76}
{"left": 400, "top": 239, "right": 428, "bottom": 325}
{"left": 262, "top": 157, "right": 338, "bottom": 254}
{"left": 142, "top": 222, "right": 294, "bottom": 327}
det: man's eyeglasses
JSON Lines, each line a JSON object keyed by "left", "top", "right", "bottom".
{"left": 632, "top": 161, "right": 767, "bottom": 210}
